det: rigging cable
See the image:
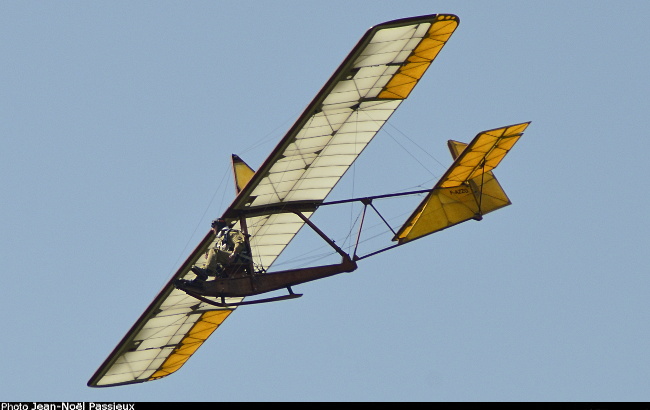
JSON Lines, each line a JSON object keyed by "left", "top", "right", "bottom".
{"left": 168, "top": 164, "right": 230, "bottom": 276}
{"left": 383, "top": 121, "right": 445, "bottom": 178}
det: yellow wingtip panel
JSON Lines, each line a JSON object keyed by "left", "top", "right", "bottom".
{"left": 149, "top": 310, "right": 232, "bottom": 380}
{"left": 378, "top": 15, "right": 459, "bottom": 100}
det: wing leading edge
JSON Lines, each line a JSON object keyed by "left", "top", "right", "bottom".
{"left": 88, "top": 13, "right": 459, "bottom": 387}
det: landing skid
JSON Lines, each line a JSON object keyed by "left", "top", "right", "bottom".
{"left": 180, "top": 287, "right": 302, "bottom": 308}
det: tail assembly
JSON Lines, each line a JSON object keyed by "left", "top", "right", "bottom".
{"left": 394, "top": 122, "right": 530, "bottom": 244}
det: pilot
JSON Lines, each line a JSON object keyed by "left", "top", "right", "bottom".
{"left": 190, "top": 218, "right": 247, "bottom": 280}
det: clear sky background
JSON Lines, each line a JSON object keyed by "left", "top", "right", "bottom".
{"left": 2, "top": 1, "right": 650, "bottom": 402}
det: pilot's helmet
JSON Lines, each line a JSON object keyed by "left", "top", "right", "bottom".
{"left": 211, "top": 218, "right": 227, "bottom": 231}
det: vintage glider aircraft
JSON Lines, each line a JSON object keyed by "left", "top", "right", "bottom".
{"left": 88, "top": 13, "right": 530, "bottom": 387}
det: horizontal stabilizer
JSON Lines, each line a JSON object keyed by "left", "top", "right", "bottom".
{"left": 438, "top": 122, "right": 529, "bottom": 188}
{"left": 394, "top": 122, "right": 530, "bottom": 244}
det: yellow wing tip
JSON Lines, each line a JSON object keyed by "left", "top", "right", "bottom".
{"left": 377, "top": 15, "right": 459, "bottom": 100}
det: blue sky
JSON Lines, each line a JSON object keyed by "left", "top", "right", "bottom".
{"left": 2, "top": 1, "right": 650, "bottom": 402}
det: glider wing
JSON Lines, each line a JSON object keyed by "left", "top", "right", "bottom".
{"left": 88, "top": 13, "right": 459, "bottom": 387}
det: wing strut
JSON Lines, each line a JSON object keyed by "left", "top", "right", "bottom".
{"left": 351, "top": 198, "right": 399, "bottom": 261}
{"left": 238, "top": 213, "right": 258, "bottom": 277}
{"left": 293, "top": 211, "right": 352, "bottom": 262}
{"left": 318, "top": 189, "right": 435, "bottom": 261}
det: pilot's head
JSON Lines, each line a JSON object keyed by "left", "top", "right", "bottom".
{"left": 211, "top": 218, "right": 227, "bottom": 231}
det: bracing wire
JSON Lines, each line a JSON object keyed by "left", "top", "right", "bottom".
{"left": 381, "top": 125, "right": 440, "bottom": 178}
{"left": 384, "top": 121, "right": 447, "bottom": 172}
{"left": 168, "top": 165, "right": 231, "bottom": 275}
{"left": 237, "top": 108, "right": 304, "bottom": 157}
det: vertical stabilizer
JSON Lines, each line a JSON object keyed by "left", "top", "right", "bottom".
{"left": 231, "top": 155, "right": 256, "bottom": 194}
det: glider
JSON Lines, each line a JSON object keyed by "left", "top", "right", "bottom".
{"left": 88, "top": 13, "right": 530, "bottom": 388}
